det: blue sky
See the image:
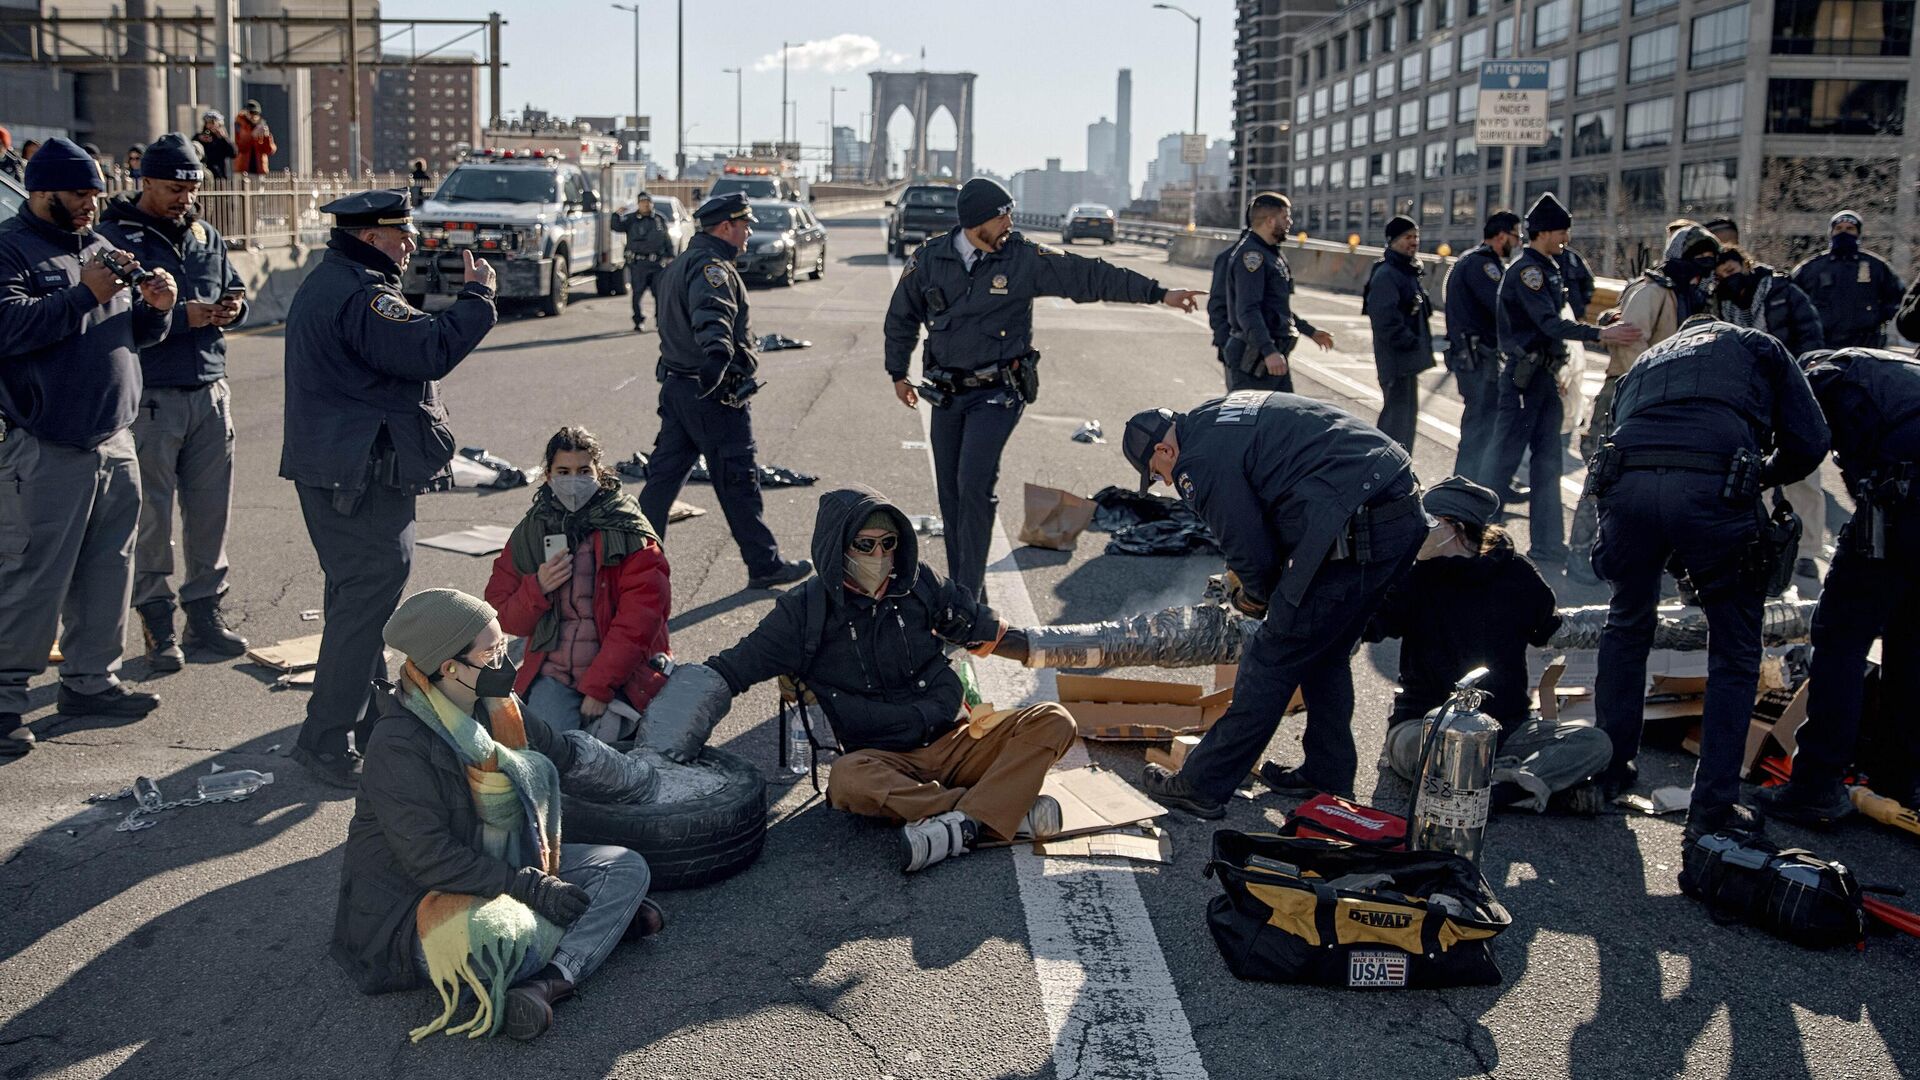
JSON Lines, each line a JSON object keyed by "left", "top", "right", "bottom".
{"left": 385, "top": 1, "right": 1239, "bottom": 186}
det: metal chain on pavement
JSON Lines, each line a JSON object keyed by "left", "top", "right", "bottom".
{"left": 85, "top": 780, "right": 252, "bottom": 833}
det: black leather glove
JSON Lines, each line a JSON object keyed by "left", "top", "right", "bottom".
{"left": 507, "top": 866, "right": 590, "bottom": 928}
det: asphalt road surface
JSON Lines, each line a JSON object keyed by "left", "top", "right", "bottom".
{"left": 0, "top": 218, "right": 1913, "bottom": 1080}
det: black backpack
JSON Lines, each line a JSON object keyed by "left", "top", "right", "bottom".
{"left": 1679, "top": 832, "right": 1868, "bottom": 948}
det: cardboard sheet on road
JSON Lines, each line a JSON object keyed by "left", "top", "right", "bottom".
{"left": 1058, "top": 673, "right": 1234, "bottom": 742}
{"left": 1035, "top": 824, "right": 1172, "bottom": 864}
{"left": 245, "top": 633, "right": 324, "bottom": 672}
{"left": 1042, "top": 765, "right": 1167, "bottom": 839}
{"left": 417, "top": 524, "right": 514, "bottom": 556}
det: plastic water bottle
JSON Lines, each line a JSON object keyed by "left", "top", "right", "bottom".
{"left": 784, "top": 709, "right": 811, "bottom": 775}
{"left": 196, "top": 769, "right": 274, "bottom": 798}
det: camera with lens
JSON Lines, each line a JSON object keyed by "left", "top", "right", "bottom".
{"left": 94, "top": 251, "right": 154, "bottom": 288}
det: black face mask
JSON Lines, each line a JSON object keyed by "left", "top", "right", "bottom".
{"left": 457, "top": 655, "right": 519, "bottom": 698}
{"left": 1716, "top": 271, "right": 1754, "bottom": 305}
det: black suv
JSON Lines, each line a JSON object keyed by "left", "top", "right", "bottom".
{"left": 1062, "top": 203, "right": 1116, "bottom": 244}
{"left": 886, "top": 184, "right": 959, "bottom": 257}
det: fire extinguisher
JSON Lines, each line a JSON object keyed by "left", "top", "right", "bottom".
{"left": 1409, "top": 667, "right": 1501, "bottom": 865}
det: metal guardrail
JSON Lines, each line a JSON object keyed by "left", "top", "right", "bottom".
{"left": 100, "top": 171, "right": 417, "bottom": 249}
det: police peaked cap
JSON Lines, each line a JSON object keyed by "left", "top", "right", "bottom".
{"left": 1422, "top": 476, "right": 1499, "bottom": 528}
{"left": 321, "top": 189, "right": 418, "bottom": 233}
{"left": 695, "top": 191, "right": 756, "bottom": 226}
{"left": 140, "top": 133, "right": 204, "bottom": 182}
{"left": 1524, "top": 192, "right": 1572, "bottom": 233}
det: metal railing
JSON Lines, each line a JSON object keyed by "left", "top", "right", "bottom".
{"left": 101, "top": 171, "right": 421, "bottom": 248}
{"left": 1013, "top": 210, "right": 1239, "bottom": 247}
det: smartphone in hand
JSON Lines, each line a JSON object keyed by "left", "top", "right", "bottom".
{"left": 543, "top": 534, "right": 568, "bottom": 562}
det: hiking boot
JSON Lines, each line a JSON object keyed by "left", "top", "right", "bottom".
{"left": 135, "top": 600, "right": 185, "bottom": 672}
{"left": 502, "top": 968, "right": 575, "bottom": 1041}
{"left": 747, "top": 558, "right": 814, "bottom": 590}
{"left": 1013, "top": 794, "right": 1063, "bottom": 841}
{"left": 1259, "top": 761, "right": 1341, "bottom": 799}
{"left": 182, "top": 595, "right": 248, "bottom": 657}
{"left": 900, "top": 810, "right": 977, "bottom": 872}
{"left": 56, "top": 682, "right": 159, "bottom": 719}
{"left": 624, "top": 897, "right": 667, "bottom": 942}
{"left": 1547, "top": 780, "right": 1606, "bottom": 816}
{"left": 0, "top": 713, "right": 32, "bottom": 758}
{"left": 1685, "top": 801, "right": 1766, "bottom": 843}
{"left": 1142, "top": 763, "right": 1227, "bottom": 820}
{"left": 1753, "top": 779, "right": 1854, "bottom": 830}
{"left": 291, "top": 744, "right": 360, "bottom": 789}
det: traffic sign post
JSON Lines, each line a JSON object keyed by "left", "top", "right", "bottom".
{"left": 1476, "top": 59, "right": 1550, "bottom": 218}
{"left": 1180, "top": 133, "right": 1207, "bottom": 165}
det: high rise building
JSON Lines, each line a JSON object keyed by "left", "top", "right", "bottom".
{"left": 1233, "top": 0, "right": 1345, "bottom": 207}
{"left": 1116, "top": 69, "right": 1133, "bottom": 200}
{"left": 1086, "top": 116, "right": 1118, "bottom": 203}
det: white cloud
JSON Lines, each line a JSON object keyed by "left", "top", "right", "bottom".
{"left": 753, "top": 34, "right": 886, "bottom": 74}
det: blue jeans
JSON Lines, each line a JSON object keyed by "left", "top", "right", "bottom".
{"left": 1475, "top": 367, "right": 1567, "bottom": 562}
{"left": 526, "top": 674, "right": 587, "bottom": 734}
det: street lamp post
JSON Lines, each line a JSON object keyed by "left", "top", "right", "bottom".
{"left": 610, "top": 3, "right": 639, "bottom": 160}
{"left": 1154, "top": 3, "right": 1202, "bottom": 231}
{"left": 675, "top": 0, "right": 685, "bottom": 176}
{"left": 722, "top": 67, "right": 742, "bottom": 155}
{"left": 781, "top": 41, "right": 793, "bottom": 146}
{"left": 829, "top": 85, "right": 845, "bottom": 180}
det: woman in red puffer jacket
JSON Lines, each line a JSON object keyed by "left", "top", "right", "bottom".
{"left": 486, "top": 426, "right": 671, "bottom": 734}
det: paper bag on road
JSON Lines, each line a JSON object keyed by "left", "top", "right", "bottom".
{"left": 1018, "top": 483, "right": 1095, "bottom": 552}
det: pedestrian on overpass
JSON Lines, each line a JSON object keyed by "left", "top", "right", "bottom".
{"left": 281, "top": 190, "right": 498, "bottom": 788}
{"left": 638, "top": 192, "right": 812, "bottom": 591}
{"left": 1122, "top": 391, "right": 1426, "bottom": 815}
{"left": 613, "top": 191, "right": 674, "bottom": 332}
{"left": 1443, "top": 211, "right": 1520, "bottom": 479}
{"left": 1363, "top": 215, "right": 1435, "bottom": 452}
{"left": 884, "top": 177, "right": 1203, "bottom": 599}
{"left": 1223, "top": 191, "right": 1334, "bottom": 394}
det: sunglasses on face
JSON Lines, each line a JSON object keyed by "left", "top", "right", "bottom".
{"left": 849, "top": 534, "right": 899, "bottom": 555}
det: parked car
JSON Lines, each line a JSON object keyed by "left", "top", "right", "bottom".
{"left": 651, "top": 194, "right": 693, "bottom": 255}
{"left": 1062, "top": 203, "right": 1116, "bottom": 244}
{"left": 886, "top": 184, "right": 959, "bottom": 257}
{"left": 735, "top": 200, "right": 827, "bottom": 285}
{"left": 0, "top": 167, "right": 23, "bottom": 218}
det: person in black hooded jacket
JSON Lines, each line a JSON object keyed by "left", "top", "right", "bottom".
{"left": 707, "top": 486, "right": 1077, "bottom": 872}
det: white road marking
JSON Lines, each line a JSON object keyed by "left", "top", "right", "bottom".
{"left": 888, "top": 252, "right": 1212, "bottom": 1080}
{"left": 612, "top": 374, "right": 640, "bottom": 392}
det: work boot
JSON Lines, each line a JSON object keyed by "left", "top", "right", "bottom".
{"left": 623, "top": 896, "right": 668, "bottom": 942}
{"left": 291, "top": 744, "right": 360, "bottom": 789}
{"left": 1599, "top": 760, "right": 1639, "bottom": 801}
{"left": 1013, "top": 794, "right": 1063, "bottom": 841}
{"left": 135, "top": 600, "right": 185, "bottom": 672}
{"left": 56, "top": 683, "right": 159, "bottom": 719}
{"left": 0, "top": 713, "right": 33, "bottom": 758}
{"left": 1142, "top": 763, "right": 1227, "bottom": 820}
{"left": 1753, "top": 779, "right": 1854, "bottom": 830}
{"left": 502, "top": 966, "right": 575, "bottom": 1041}
{"left": 182, "top": 595, "right": 249, "bottom": 658}
{"left": 1547, "top": 780, "right": 1606, "bottom": 816}
{"left": 747, "top": 558, "right": 814, "bottom": 590}
{"left": 1259, "top": 761, "right": 1347, "bottom": 799}
{"left": 899, "top": 810, "right": 977, "bottom": 872}
{"left": 1684, "top": 801, "right": 1766, "bottom": 843}
{"left": 1502, "top": 484, "right": 1530, "bottom": 504}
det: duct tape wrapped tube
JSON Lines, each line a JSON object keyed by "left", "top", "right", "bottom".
{"left": 1547, "top": 598, "right": 1818, "bottom": 652}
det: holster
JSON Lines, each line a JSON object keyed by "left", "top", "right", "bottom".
{"left": 1011, "top": 350, "right": 1041, "bottom": 404}
{"left": 1722, "top": 449, "right": 1763, "bottom": 503}
{"left": 1509, "top": 351, "right": 1548, "bottom": 392}
{"left": 1588, "top": 441, "right": 1623, "bottom": 496}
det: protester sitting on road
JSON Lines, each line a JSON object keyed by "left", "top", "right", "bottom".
{"left": 706, "top": 486, "right": 1075, "bottom": 872}
{"left": 485, "top": 426, "right": 671, "bottom": 739}
{"left": 332, "top": 588, "right": 662, "bottom": 1042}
{"left": 1366, "top": 477, "right": 1612, "bottom": 813}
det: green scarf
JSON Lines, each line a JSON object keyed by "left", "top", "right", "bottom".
{"left": 398, "top": 664, "right": 566, "bottom": 1042}
{"left": 505, "top": 480, "right": 659, "bottom": 653}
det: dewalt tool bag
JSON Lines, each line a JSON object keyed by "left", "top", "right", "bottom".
{"left": 1204, "top": 831, "right": 1511, "bottom": 989}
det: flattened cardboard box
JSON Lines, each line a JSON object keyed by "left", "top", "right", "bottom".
{"left": 976, "top": 766, "right": 1166, "bottom": 849}
{"left": 1057, "top": 673, "right": 1233, "bottom": 742}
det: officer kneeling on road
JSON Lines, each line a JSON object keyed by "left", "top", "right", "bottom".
{"left": 1122, "top": 391, "right": 1427, "bottom": 816}
{"left": 1758, "top": 347, "right": 1920, "bottom": 827}
{"left": 704, "top": 486, "right": 1075, "bottom": 873}
{"left": 1589, "top": 317, "right": 1829, "bottom": 841}
{"left": 282, "top": 190, "right": 499, "bottom": 788}
{"left": 0, "top": 137, "right": 179, "bottom": 755}
{"left": 97, "top": 133, "right": 251, "bottom": 670}
{"left": 884, "top": 177, "right": 1202, "bottom": 601}
{"left": 1223, "top": 191, "right": 1334, "bottom": 394}
{"left": 638, "top": 192, "right": 811, "bottom": 590}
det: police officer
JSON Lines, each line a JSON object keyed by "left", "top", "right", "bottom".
{"left": 1443, "top": 211, "right": 1519, "bottom": 478}
{"left": 1757, "top": 347, "right": 1920, "bottom": 826}
{"left": 1120, "top": 391, "right": 1426, "bottom": 816}
{"left": 1476, "top": 193, "right": 1642, "bottom": 565}
{"left": 0, "top": 137, "right": 178, "bottom": 755}
{"left": 1206, "top": 218, "right": 1251, "bottom": 391}
{"left": 1364, "top": 215, "right": 1435, "bottom": 452}
{"left": 884, "top": 177, "right": 1202, "bottom": 599}
{"left": 1556, "top": 242, "right": 1596, "bottom": 324}
{"left": 638, "top": 192, "right": 812, "bottom": 589}
{"left": 1792, "top": 211, "right": 1904, "bottom": 349}
{"left": 97, "top": 133, "right": 250, "bottom": 670}
{"left": 614, "top": 191, "right": 674, "bottom": 332}
{"left": 1590, "top": 318, "right": 1829, "bottom": 839}
{"left": 281, "top": 190, "right": 498, "bottom": 787}
{"left": 1223, "top": 191, "right": 1334, "bottom": 394}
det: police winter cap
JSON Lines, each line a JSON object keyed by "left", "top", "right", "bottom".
{"left": 1482, "top": 211, "right": 1520, "bottom": 239}
{"left": 1121, "top": 408, "right": 1179, "bottom": 491}
{"left": 1422, "top": 476, "right": 1499, "bottom": 528}
{"left": 384, "top": 588, "right": 496, "bottom": 674}
{"left": 23, "top": 137, "right": 105, "bottom": 192}
{"left": 1524, "top": 192, "right": 1572, "bottom": 233}
{"left": 957, "top": 177, "right": 1014, "bottom": 229}
{"left": 1384, "top": 215, "right": 1417, "bottom": 242}
{"left": 140, "top": 133, "right": 204, "bottom": 182}
{"left": 1830, "top": 210, "right": 1864, "bottom": 232}
{"left": 694, "top": 190, "right": 755, "bottom": 226}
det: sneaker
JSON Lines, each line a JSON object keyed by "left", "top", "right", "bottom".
{"left": 56, "top": 683, "right": 159, "bottom": 719}
{"left": 747, "top": 558, "right": 814, "bottom": 590}
{"left": 623, "top": 897, "right": 667, "bottom": 942}
{"left": 1753, "top": 779, "right": 1853, "bottom": 829}
{"left": 0, "top": 713, "right": 32, "bottom": 758}
{"left": 1013, "top": 794, "right": 1063, "bottom": 841}
{"left": 1142, "top": 763, "right": 1227, "bottom": 820}
{"left": 899, "top": 810, "right": 976, "bottom": 872}
{"left": 291, "top": 744, "right": 360, "bottom": 789}
{"left": 1547, "top": 780, "right": 1606, "bottom": 816}
{"left": 1258, "top": 761, "right": 1335, "bottom": 799}
{"left": 1684, "top": 801, "right": 1766, "bottom": 843}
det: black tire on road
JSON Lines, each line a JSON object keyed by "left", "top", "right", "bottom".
{"left": 562, "top": 746, "right": 768, "bottom": 891}
{"left": 540, "top": 255, "right": 569, "bottom": 317}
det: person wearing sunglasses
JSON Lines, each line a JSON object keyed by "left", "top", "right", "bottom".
{"left": 707, "top": 486, "right": 1076, "bottom": 872}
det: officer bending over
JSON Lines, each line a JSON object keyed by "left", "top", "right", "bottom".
{"left": 1224, "top": 191, "right": 1334, "bottom": 393}
{"left": 1363, "top": 215, "right": 1435, "bottom": 452}
{"left": 884, "top": 177, "right": 1201, "bottom": 599}
{"left": 0, "top": 137, "right": 178, "bottom": 755}
{"left": 282, "top": 190, "right": 498, "bottom": 787}
{"left": 638, "top": 192, "right": 811, "bottom": 590}
{"left": 1442, "top": 211, "right": 1520, "bottom": 479}
{"left": 1123, "top": 391, "right": 1426, "bottom": 816}
{"left": 1758, "top": 348, "right": 1920, "bottom": 826}
{"left": 1589, "top": 318, "right": 1829, "bottom": 840}
{"left": 1791, "top": 211, "right": 1903, "bottom": 350}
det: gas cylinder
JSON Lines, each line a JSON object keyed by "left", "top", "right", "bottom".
{"left": 1410, "top": 668, "right": 1500, "bottom": 864}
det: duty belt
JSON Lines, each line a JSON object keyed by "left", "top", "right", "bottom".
{"left": 1617, "top": 450, "right": 1729, "bottom": 474}
{"left": 926, "top": 364, "right": 1011, "bottom": 393}
{"left": 1331, "top": 487, "right": 1423, "bottom": 563}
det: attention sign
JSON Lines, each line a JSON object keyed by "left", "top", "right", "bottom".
{"left": 1475, "top": 60, "right": 1551, "bottom": 146}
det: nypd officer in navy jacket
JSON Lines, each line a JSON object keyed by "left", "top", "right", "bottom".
{"left": 0, "top": 137, "right": 178, "bottom": 755}
{"left": 1121, "top": 391, "right": 1426, "bottom": 816}
{"left": 1223, "top": 191, "right": 1335, "bottom": 394}
{"left": 1442, "top": 210, "right": 1519, "bottom": 478}
{"left": 281, "top": 190, "right": 497, "bottom": 787}
{"left": 97, "top": 133, "right": 252, "bottom": 671}
{"left": 884, "top": 177, "right": 1201, "bottom": 599}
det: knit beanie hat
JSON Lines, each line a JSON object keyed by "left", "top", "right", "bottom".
{"left": 383, "top": 588, "right": 496, "bottom": 673}
{"left": 1384, "top": 215, "right": 1417, "bottom": 242}
{"left": 24, "top": 137, "right": 104, "bottom": 192}
{"left": 957, "top": 177, "right": 1014, "bottom": 228}
{"left": 140, "top": 133, "right": 204, "bottom": 182}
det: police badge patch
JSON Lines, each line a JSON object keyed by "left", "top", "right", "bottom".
{"left": 703, "top": 264, "right": 728, "bottom": 288}
{"left": 990, "top": 273, "right": 1009, "bottom": 295}
{"left": 1483, "top": 261, "right": 1501, "bottom": 282}
{"left": 190, "top": 221, "right": 208, "bottom": 244}
{"left": 1177, "top": 471, "right": 1195, "bottom": 501}
{"left": 1520, "top": 265, "right": 1545, "bottom": 291}
{"left": 370, "top": 292, "right": 418, "bottom": 322}
{"left": 1242, "top": 250, "right": 1263, "bottom": 272}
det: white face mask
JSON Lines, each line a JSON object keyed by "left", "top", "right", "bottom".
{"left": 548, "top": 474, "right": 599, "bottom": 513}
{"left": 845, "top": 551, "right": 893, "bottom": 597}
